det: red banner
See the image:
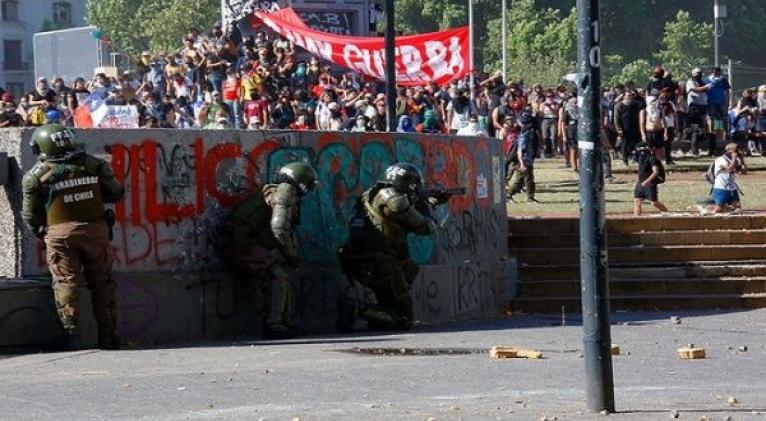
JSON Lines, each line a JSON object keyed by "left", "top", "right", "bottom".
{"left": 253, "top": 8, "right": 470, "bottom": 87}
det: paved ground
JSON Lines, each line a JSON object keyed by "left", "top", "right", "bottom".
{"left": 2, "top": 309, "right": 765, "bottom": 421}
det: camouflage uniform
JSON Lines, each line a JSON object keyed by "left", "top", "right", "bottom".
{"left": 220, "top": 183, "right": 302, "bottom": 338}
{"left": 22, "top": 137, "right": 124, "bottom": 348}
{"left": 342, "top": 183, "right": 438, "bottom": 330}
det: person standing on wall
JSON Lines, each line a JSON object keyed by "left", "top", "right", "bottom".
{"left": 22, "top": 124, "right": 125, "bottom": 350}
{"left": 219, "top": 162, "right": 318, "bottom": 339}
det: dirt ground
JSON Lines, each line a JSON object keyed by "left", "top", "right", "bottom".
{"left": 506, "top": 154, "right": 766, "bottom": 216}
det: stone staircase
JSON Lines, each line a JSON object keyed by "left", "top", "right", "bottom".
{"left": 508, "top": 215, "right": 766, "bottom": 313}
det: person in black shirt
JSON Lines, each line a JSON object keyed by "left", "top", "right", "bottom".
{"left": 633, "top": 142, "right": 668, "bottom": 216}
{"left": 614, "top": 90, "right": 642, "bottom": 166}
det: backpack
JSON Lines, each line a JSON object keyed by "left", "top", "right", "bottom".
{"left": 705, "top": 156, "right": 731, "bottom": 185}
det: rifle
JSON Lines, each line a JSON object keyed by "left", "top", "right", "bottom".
{"left": 422, "top": 187, "right": 467, "bottom": 204}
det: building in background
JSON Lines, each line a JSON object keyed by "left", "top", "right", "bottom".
{"left": 0, "top": 0, "right": 86, "bottom": 98}
{"left": 222, "top": 0, "right": 373, "bottom": 38}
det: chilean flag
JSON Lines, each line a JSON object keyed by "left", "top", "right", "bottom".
{"left": 73, "top": 94, "right": 108, "bottom": 128}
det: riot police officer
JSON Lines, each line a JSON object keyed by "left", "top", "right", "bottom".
{"left": 220, "top": 161, "right": 318, "bottom": 339}
{"left": 21, "top": 124, "right": 125, "bottom": 350}
{"left": 339, "top": 163, "right": 446, "bottom": 331}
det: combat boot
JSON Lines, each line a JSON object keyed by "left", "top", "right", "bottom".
{"left": 52, "top": 333, "right": 84, "bottom": 351}
{"left": 98, "top": 334, "right": 120, "bottom": 350}
{"left": 264, "top": 323, "right": 303, "bottom": 340}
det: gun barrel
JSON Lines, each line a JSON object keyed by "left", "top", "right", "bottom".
{"left": 424, "top": 187, "right": 467, "bottom": 196}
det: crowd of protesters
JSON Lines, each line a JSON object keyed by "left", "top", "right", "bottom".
{"left": 2, "top": 23, "right": 766, "bottom": 166}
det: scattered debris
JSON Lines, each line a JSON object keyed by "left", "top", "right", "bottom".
{"left": 490, "top": 346, "right": 543, "bottom": 359}
{"left": 677, "top": 345, "right": 706, "bottom": 359}
{"left": 610, "top": 345, "right": 621, "bottom": 355}
{"left": 727, "top": 396, "right": 738, "bottom": 405}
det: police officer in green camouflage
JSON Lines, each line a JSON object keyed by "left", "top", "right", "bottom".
{"left": 220, "top": 161, "right": 318, "bottom": 339}
{"left": 21, "top": 124, "right": 125, "bottom": 350}
{"left": 339, "top": 163, "right": 445, "bottom": 331}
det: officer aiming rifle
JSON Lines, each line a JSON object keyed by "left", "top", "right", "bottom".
{"left": 337, "top": 163, "right": 465, "bottom": 331}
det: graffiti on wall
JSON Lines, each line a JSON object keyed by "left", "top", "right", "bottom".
{"left": 90, "top": 131, "right": 502, "bottom": 274}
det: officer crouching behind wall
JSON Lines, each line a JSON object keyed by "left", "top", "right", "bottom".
{"left": 219, "top": 162, "right": 318, "bottom": 339}
{"left": 339, "top": 163, "right": 451, "bottom": 331}
{"left": 21, "top": 124, "right": 125, "bottom": 350}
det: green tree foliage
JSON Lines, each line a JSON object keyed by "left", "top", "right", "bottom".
{"left": 482, "top": 0, "right": 576, "bottom": 86}
{"left": 654, "top": 10, "right": 713, "bottom": 79}
{"left": 608, "top": 59, "right": 651, "bottom": 87}
{"left": 86, "top": 0, "right": 219, "bottom": 56}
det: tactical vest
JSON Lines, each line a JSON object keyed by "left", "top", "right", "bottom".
{"left": 220, "top": 185, "right": 293, "bottom": 251}
{"left": 41, "top": 162, "right": 105, "bottom": 226}
{"left": 359, "top": 186, "right": 411, "bottom": 256}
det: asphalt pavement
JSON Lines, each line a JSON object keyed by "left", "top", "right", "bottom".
{"left": 1, "top": 309, "right": 765, "bottom": 421}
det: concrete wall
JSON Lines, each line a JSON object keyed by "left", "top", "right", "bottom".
{"left": 0, "top": 128, "right": 510, "bottom": 346}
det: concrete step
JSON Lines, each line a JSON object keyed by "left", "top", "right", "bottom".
{"left": 509, "top": 230, "right": 766, "bottom": 249}
{"left": 517, "top": 277, "right": 766, "bottom": 298}
{"left": 508, "top": 215, "right": 766, "bottom": 235}
{"left": 510, "top": 293, "right": 766, "bottom": 314}
{"left": 518, "top": 261, "right": 766, "bottom": 281}
{"left": 514, "top": 245, "right": 766, "bottom": 266}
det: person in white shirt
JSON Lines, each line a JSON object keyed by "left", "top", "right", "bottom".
{"left": 706, "top": 143, "right": 746, "bottom": 214}
{"left": 456, "top": 115, "right": 488, "bottom": 137}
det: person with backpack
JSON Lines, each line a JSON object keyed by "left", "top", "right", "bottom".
{"left": 507, "top": 110, "right": 538, "bottom": 203}
{"left": 633, "top": 142, "right": 668, "bottom": 216}
{"left": 701, "top": 143, "right": 745, "bottom": 214}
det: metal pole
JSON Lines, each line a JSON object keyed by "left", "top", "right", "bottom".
{"left": 468, "top": 0, "right": 475, "bottom": 99}
{"left": 714, "top": 0, "right": 720, "bottom": 68}
{"left": 576, "top": 0, "right": 615, "bottom": 413}
{"left": 384, "top": 0, "right": 397, "bottom": 132}
{"left": 727, "top": 58, "right": 733, "bottom": 108}
{"left": 501, "top": 0, "right": 507, "bottom": 82}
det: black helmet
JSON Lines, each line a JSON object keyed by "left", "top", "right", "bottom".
{"left": 273, "top": 161, "right": 319, "bottom": 195}
{"left": 384, "top": 162, "right": 423, "bottom": 194}
{"left": 30, "top": 124, "right": 81, "bottom": 161}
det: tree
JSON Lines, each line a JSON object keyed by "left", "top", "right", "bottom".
{"left": 608, "top": 59, "right": 652, "bottom": 87}
{"left": 482, "top": 0, "right": 576, "bottom": 86}
{"left": 654, "top": 10, "right": 713, "bottom": 78}
{"left": 141, "top": 0, "right": 221, "bottom": 53}
{"left": 86, "top": 0, "right": 219, "bottom": 56}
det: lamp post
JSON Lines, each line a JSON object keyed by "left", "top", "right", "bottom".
{"left": 384, "top": 0, "right": 397, "bottom": 131}
{"left": 468, "top": 0, "right": 475, "bottom": 99}
{"left": 576, "top": 0, "right": 615, "bottom": 413}
{"left": 502, "top": 0, "right": 507, "bottom": 82}
{"left": 713, "top": 0, "right": 727, "bottom": 68}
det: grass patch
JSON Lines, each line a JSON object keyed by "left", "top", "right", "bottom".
{"left": 507, "top": 155, "right": 766, "bottom": 216}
